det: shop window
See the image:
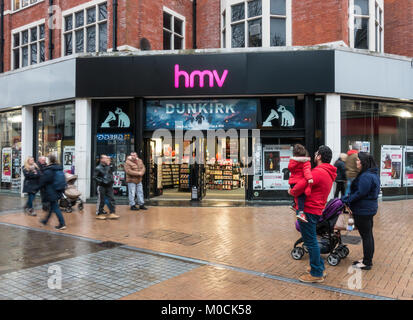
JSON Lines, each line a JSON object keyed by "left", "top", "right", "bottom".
{"left": 12, "top": 23, "right": 46, "bottom": 70}
{"left": 163, "top": 8, "right": 185, "bottom": 50}
{"left": 63, "top": 2, "right": 108, "bottom": 56}
{"left": 36, "top": 104, "right": 76, "bottom": 173}
{"left": 0, "top": 110, "right": 22, "bottom": 194}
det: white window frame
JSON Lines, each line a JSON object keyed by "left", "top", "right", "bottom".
{"left": 163, "top": 6, "right": 186, "bottom": 50}
{"left": 349, "top": 0, "right": 383, "bottom": 52}
{"left": 11, "top": 19, "right": 46, "bottom": 70}
{"left": 11, "top": 0, "right": 44, "bottom": 13}
{"left": 61, "top": 0, "right": 108, "bottom": 57}
{"left": 221, "top": 0, "right": 292, "bottom": 49}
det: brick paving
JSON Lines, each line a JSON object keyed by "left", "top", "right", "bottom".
{"left": 0, "top": 199, "right": 412, "bottom": 300}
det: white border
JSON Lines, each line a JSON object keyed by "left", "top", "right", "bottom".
{"left": 163, "top": 6, "right": 186, "bottom": 50}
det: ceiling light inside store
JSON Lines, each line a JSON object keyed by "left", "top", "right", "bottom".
{"left": 399, "top": 110, "right": 412, "bottom": 118}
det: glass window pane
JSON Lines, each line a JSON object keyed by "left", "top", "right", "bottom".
{"left": 87, "top": 7, "right": 96, "bottom": 24}
{"left": 174, "top": 18, "right": 183, "bottom": 36}
{"left": 87, "top": 26, "right": 96, "bottom": 52}
{"left": 65, "top": 15, "right": 73, "bottom": 31}
{"left": 30, "top": 27, "right": 37, "bottom": 42}
{"left": 14, "top": 0, "right": 20, "bottom": 10}
{"left": 222, "top": 30, "right": 226, "bottom": 48}
{"left": 174, "top": 36, "right": 183, "bottom": 50}
{"left": 22, "top": 30, "right": 28, "bottom": 45}
{"left": 163, "top": 30, "right": 171, "bottom": 49}
{"left": 231, "top": 3, "right": 245, "bottom": 22}
{"left": 75, "top": 11, "right": 84, "bottom": 28}
{"left": 22, "top": 46, "right": 28, "bottom": 67}
{"left": 375, "top": 24, "right": 378, "bottom": 52}
{"left": 75, "top": 29, "right": 84, "bottom": 53}
{"left": 30, "top": 43, "right": 37, "bottom": 64}
{"left": 99, "top": 22, "right": 108, "bottom": 52}
{"left": 13, "top": 33, "right": 19, "bottom": 48}
{"left": 271, "top": 0, "right": 286, "bottom": 15}
{"left": 248, "top": 18, "right": 262, "bottom": 47}
{"left": 270, "top": 18, "right": 286, "bottom": 46}
{"left": 354, "top": 17, "right": 369, "bottom": 49}
{"left": 163, "top": 12, "right": 172, "bottom": 30}
{"left": 248, "top": 0, "right": 262, "bottom": 18}
{"left": 65, "top": 33, "right": 73, "bottom": 55}
{"left": 355, "top": 0, "right": 369, "bottom": 15}
{"left": 13, "top": 49, "right": 19, "bottom": 69}
{"left": 222, "top": 11, "right": 226, "bottom": 26}
{"left": 99, "top": 3, "right": 107, "bottom": 21}
{"left": 39, "top": 24, "right": 45, "bottom": 39}
{"left": 40, "top": 41, "right": 45, "bottom": 62}
{"left": 231, "top": 22, "right": 245, "bottom": 48}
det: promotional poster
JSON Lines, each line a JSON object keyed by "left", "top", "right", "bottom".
{"left": 403, "top": 146, "right": 413, "bottom": 187}
{"left": 63, "top": 146, "right": 75, "bottom": 174}
{"left": 145, "top": 99, "right": 258, "bottom": 130}
{"left": 1, "top": 147, "right": 12, "bottom": 183}
{"left": 380, "top": 145, "right": 403, "bottom": 188}
{"left": 262, "top": 145, "right": 292, "bottom": 190}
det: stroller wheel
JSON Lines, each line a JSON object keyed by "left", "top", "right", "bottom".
{"left": 341, "top": 246, "right": 350, "bottom": 258}
{"left": 327, "top": 254, "right": 341, "bottom": 266}
{"left": 291, "top": 247, "right": 305, "bottom": 260}
{"left": 78, "top": 203, "right": 84, "bottom": 211}
{"left": 65, "top": 207, "right": 73, "bottom": 213}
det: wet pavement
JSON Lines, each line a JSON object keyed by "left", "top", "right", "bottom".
{"left": 0, "top": 194, "right": 41, "bottom": 214}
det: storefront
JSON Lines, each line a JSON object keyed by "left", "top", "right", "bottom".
{"left": 0, "top": 109, "right": 22, "bottom": 194}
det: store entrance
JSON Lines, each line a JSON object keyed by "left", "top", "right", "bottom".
{"left": 147, "top": 136, "right": 247, "bottom": 201}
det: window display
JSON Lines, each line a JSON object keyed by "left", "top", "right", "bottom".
{"left": 0, "top": 110, "right": 22, "bottom": 193}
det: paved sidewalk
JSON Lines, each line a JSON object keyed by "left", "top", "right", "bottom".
{"left": 0, "top": 200, "right": 412, "bottom": 300}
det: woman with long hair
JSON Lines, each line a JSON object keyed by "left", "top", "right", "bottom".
{"left": 342, "top": 152, "right": 380, "bottom": 270}
{"left": 22, "top": 156, "right": 40, "bottom": 216}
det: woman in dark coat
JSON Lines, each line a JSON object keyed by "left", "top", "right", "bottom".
{"left": 334, "top": 153, "right": 348, "bottom": 198}
{"left": 22, "top": 156, "right": 40, "bottom": 216}
{"left": 342, "top": 152, "right": 380, "bottom": 270}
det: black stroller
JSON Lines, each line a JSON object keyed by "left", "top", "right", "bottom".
{"left": 290, "top": 198, "right": 350, "bottom": 266}
{"left": 59, "top": 173, "right": 84, "bottom": 213}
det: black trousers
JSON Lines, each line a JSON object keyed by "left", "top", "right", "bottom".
{"left": 334, "top": 181, "right": 346, "bottom": 198}
{"left": 97, "top": 185, "right": 116, "bottom": 214}
{"left": 354, "top": 214, "right": 375, "bottom": 266}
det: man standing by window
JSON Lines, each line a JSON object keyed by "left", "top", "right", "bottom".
{"left": 124, "top": 152, "right": 147, "bottom": 211}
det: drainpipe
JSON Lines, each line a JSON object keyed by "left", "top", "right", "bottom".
{"left": 1, "top": 0, "right": 4, "bottom": 73}
{"left": 192, "top": 0, "right": 197, "bottom": 49}
{"left": 112, "top": 0, "right": 118, "bottom": 51}
{"left": 48, "top": 0, "right": 53, "bottom": 60}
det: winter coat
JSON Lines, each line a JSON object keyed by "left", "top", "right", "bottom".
{"left": 342, "top": 168, "right": 380, "bottom": 216}
{"left": 94, "top": 163, "right": 114, "bottom": 187}
{"left": 124, "top": 157, "right": 146, "bottom": 184}
{"left": 39, "top": 164, "right": 64, "bottom": 202}
{"left": 334, "top": 159, "right": 347, "bottom": 182}
{"left": 345, "top": 150, "right": 360, "bottom": 179}
{"left": 22, "top": 166, "right": 40, "bottom": 194}
{"left": 288, "top": 157, "right": 313, "bottom": 196}
{"left": 290, "top": 163, "right": 337, "bottom": 216}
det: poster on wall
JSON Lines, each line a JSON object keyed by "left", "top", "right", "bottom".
{"left": 380, "top": 145, "right": 403, "bottom": 188}
{"left": 63, "top": 146, "right": 75, "bottom": 174}
{"left": 1, "top": 148, "right": 12, "bottom": 183}
{"left": 403, "top": 146, "right": 413, "bottom": 187}
{"left": 352, "top": 141, "right": 371, "bottom": 153}
{"left": 262, "top": 145, "right": 293, "bottom": 190}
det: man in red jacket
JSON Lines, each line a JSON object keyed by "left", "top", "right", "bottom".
{"left": 289, "top": 145, "right": 337, "bottom": 283}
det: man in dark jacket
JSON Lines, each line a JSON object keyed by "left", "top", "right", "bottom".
{"left": 334, "top": 153, "right": 348, "bottom": 198}
{"left": 39, "top": 155, "right": 66, "bottom": 230}
{"left": 37, "top": 156, "right": 49, "bottom": 212}
{"left": 94, "top": 155, "right": 119, "bottom": 220}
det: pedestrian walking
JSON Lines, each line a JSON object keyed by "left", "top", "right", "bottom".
{"left": 334, "top": 153, "right": 348, "bottom": 198}
{"left": 289, "top": 145, "right": 337, "bottom": 283}
{"left": 288, "top": 144, "right": 313, "bottom": 223}
{"left": 22, "top": 156, "right": 40, "bottom": 216}
{"left": 345, "top": 143, "right": 360, "bottom": 196}
{"left": 39, "top": 154, "right": 67, "bottom": 230}
{"left": 124, "top": 152, "right": 147, "bottom": 211}
{"left": 94, "top": 155, "right": 119, "bottom": 220}
{"left": 37, "top": 156, "right": 49, "bottom": 212}
{"left": 342, "top": 152, "right": 380, "bottom": 270}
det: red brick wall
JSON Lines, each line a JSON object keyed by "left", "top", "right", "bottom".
{"left": 292, "top": 0, "right": 349, "bottom": 46}
{"left": 384, "top": 0, "right": 413, "bottom": 57}
{"left": 196, "top": 0, "right": 220, "bottom": 49}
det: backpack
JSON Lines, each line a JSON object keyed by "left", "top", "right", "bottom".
{"left": 53, "top": 170, "right": 67, "bottom": 192}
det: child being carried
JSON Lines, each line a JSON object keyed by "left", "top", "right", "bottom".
{"left": 288, "top": 144, "right": 313, "bottom": 223}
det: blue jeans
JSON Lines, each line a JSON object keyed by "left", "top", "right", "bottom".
{"left": 26, "top": 193, "right": 36, "bottom": 209}
{"left": 345, "top": 177, "right": 354, "bottom": 196}
{"left": 43, "top": 200, "right": 65, "bottom": 226}
{"left": 299, "top": 213, "right": 325, "bottom": 277}
{"left": 128, "top": 183, "right": 144, "bottom": 207}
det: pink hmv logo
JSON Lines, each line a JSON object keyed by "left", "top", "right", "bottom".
{"left": 174, "top": 64, "right": 229, "bottom": 88}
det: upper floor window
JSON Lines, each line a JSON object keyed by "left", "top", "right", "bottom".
{"left": 222, "top": 0, "right": 291, "bottom": 49}
{"left": 12, "top": 23, "right": 45, "bottom": 70}
{"left": 13, "top": 0, "right": 42, "bottom": 11}
{"left": 350, "top": 0, "right": 383, "bottom": 52}
{"left": 63, "top": 2, "right": 108, "bottom": 56}
{"left": 163, "top": 7, "right": 185, "bottom": 50}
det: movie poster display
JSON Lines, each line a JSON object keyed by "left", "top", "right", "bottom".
{"left": 351, "top": 141, "right": 370, "bottom": 153}
{"left": 63, "top": 146, "right": 75, "bottom": 174}
{"left": 262, "top": 145, "right": 292, "bottom": 190}
{"left": 380, "top": 145, "right": 403, "bottom": 188}
{"left": 403, "top": 146, "right": 413, "bottom": 187}
{"left": 1, "top": 148, "right": 12, "bottom": 183}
